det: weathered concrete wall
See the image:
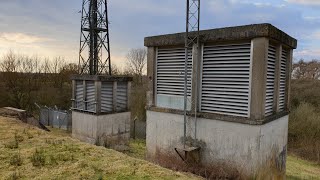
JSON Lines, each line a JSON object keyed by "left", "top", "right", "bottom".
{"left": 72, "top": 111, "right": 99, "bottom": 144}
{"left": 97, "top": 112, "right": 130, "bottom": 139}
{"left": 146, "top": 110, "right": 288, "bottom": 177}
{"left": 72, "top": 111, "right": 130, "bottom": 145}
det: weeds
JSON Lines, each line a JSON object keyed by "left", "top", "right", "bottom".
{"left": 47, "top": 154, "right": 58, "bottom": 166}
{"left": 9, "top": 152, "right": 23, "bottom": 166}
{"left": 14, "top": 132, "right": 24, "bottom": 143}
{"left": 8, "top": 171, "right": 20, "bottom": 180}
{"left": 288, "top": 103, "right": 320, "bottom": 163}
{"left": 5, "top": 140, "right": 19, "bottom": 149}
{"left": 30, "top": 149, "right": 46, "bottom": 167}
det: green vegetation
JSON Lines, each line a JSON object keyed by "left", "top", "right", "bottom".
{"left": 124, "top": 139, "right": 147, "bottom": 160}
{"left": 0, "top": 116, "right": 200, "bottom": 179}
{"left": 289, "top": 79, "right": 320, "bottom": 163}
{"left": 287, "top": 155, "right": 320, "bottom": 179}
{"left": 1, "top": 116, "right": 320, "bottom": 179}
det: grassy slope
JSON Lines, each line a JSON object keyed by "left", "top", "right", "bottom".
{"left": 0, "top": 117, "right": 200, "bottom": 180}
{"left": 287, "top": 155, "right": 320, "bottom": 180}
{"left": 1, "top": 117, "right": 320, "bottom": 180}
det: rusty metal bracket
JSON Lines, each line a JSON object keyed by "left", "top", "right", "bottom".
{"left": 175, "top": 146, "right": 200, "bottom": 162}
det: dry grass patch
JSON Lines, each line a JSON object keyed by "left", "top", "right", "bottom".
{"left": 0, "top": 116, "right": 201, "bottom": 180}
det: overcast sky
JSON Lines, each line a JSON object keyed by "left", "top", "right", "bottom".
{"left": 0, "top": 0, "right": 319, "bottom": 67}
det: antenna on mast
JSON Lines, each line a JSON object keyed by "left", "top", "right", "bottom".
{"left": 79, "top": 0, "right": 112, "bottom": 75}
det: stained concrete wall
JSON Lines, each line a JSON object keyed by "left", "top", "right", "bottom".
{"left": 72, "top": 111, "right": 130, "bottom": 145}
{"left": 146, "top": 110, "right": 288, "bottom": 177}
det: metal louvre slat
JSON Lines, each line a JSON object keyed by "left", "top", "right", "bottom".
{"left": 279, "top": 49, "right": 287, "bottom": 111}
{"left": 101, "top": 82, "right": 113, "bottom": 112}
{"left": 85, "top": 81, "right": 96, "bottom": 112}
{"left": 117, "top": 82, "right": 128, "bottom": 111}
{"left": 265, "top": 45, "right": 276, "bottom": 116}
{"left": 75, "top": 81, "right": 84, "bottom": 110}
{"left": 201, "top": 43, "right": 251, "bottom": 117}
{"left": 157, "top": 47, "right": 192, "bottom": 97}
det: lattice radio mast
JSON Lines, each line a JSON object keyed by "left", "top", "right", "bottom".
{"left": 79, "top": 0, "right": 112, "bottom": 75}
{"left": 183, "top": 0, "right": 200, "bottom": 148}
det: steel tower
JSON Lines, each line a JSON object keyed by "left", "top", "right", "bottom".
{"left": 79, "top": 0, "right": 111, "bottom": 75}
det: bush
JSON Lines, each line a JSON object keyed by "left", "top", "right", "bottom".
{"left": 5, "top": 140, "right": 19, "bottom": 149}
{"left": 288, "top": 103, "right": 320, "bottom": 163}
{"left": 9, "top": 153, "right": 23, "bottom": 166}
{"left": 9, "top": 171, "right": 20, "bottom": 180}
{"left": 291, "top": 79, "right": 320, "bottom": 108}
{"left": 30, "top": 149, "right": 46, "bottom": 167}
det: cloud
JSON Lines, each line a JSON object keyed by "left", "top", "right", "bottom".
{"left": 0, "top": 33, "right": 52, "bottom": 44}
{"left": 285, "top": 0, "right": 320, "bottom": 5}
{"left": 294, "top": 49, "right": 320, "bottom": 60}
{"left": 110, "top": 0, "right": 180, "bottom": 16}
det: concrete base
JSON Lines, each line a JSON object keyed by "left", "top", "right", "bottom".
{"left": 146, "top": 111, "right": 288, "bottom": 178}
{"left": 72, "top": 111, "right": 130, "bottom": 146}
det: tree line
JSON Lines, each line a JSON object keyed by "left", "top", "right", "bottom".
{"left": 292, "top": 59, "right": 320, "bottom": 80}
{"left": 0, "top": 48, "right": 147, "bottom": 118}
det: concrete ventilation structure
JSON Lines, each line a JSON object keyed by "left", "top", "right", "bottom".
{"left": 145, "top": 24, "right": 297, "bottom": 178}
{"left": 71, "top": 75, "right": 132, "bottom": 146}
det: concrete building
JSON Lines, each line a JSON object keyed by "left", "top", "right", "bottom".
{"left": 71, "top": 75, "right": 132, "bottom": 147}
{"left": 144, "top": 24, "right": 297, "bottom": 178}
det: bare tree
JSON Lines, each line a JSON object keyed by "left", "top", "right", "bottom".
{"left": 126, "top": 48, "right": 147, "bottom": 83}
{"left": 293, "top": 59, "right": 320, "bottom": 80}
{"left": 111, "top": 63, "right": 122, "bottom": 75}
{"left": 0, "top": 50, "right": 20, "bottom": 72}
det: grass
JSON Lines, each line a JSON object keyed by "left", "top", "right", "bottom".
{"left": 1, "top": 116, "right": 320, "bottom": 179}
{"left": 287, "top": 155, "right": 320, "bottom": 180}
{"left": 0, "top": 116, "right": 200, "bottom": 180}
{"left": 127, "top": 140, "right": 320, "bottom": 179}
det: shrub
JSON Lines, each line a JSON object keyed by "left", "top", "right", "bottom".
{"left": 288, "top": 103, "right": 320, "bottom": 163}
{"left": 31, "top": 149, "right": 46, "bottom": 167}
{"left": 5, "top": 140, "right": 19, "bottom": 149}
{"left": 9, "top": 153, "right": 22, "bottom": 166}
{"left": 9, "top": 171, "right": 20, "bottom": 180}
{"left": 291, "top": 79, "right": 320, "bottom": 108}
{"left": 14, "top": 132, "right": 24, "bottom": 143}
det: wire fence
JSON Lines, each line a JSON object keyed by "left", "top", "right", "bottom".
{"left": 39, "top": 106, "right": 72, "bottom": 131}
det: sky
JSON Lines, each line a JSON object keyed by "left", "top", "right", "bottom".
{"left": 0, "top": 0, "right": 319, "bottom": 67}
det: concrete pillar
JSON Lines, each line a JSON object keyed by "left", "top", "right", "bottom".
{"left": 127, "top": 81, "right": 132, "bottom": 110}
{"left": 286, "top": 49, "right": 293, "bottom": 111}
{"left": 72, "top": 80, "right": 76, "bottom": 108}
{"left": 147, "top": 47, "right": 156, "bottom": 108}
{"left": 83, "top": 80, "right": 87, "bottom": 111}
{"left": 250, "top": 38, "right": 269, "bottom": 120}
{"left": 191, "top": 43, "right": 202, "bottom": 112}
{"left": 274, "top": 44, "right": 282, "bottom": 112}
{"left": 113, "top": 81, "right": 118, "bottom": 112}
{"left": 95, "top": 81, "right": 101, "bottom": 114}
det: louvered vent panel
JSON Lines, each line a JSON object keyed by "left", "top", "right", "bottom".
{"left": 117, "top": 82, "right": 128, "bottom": 111}
{"left": 85, "top": 81, "right": 96, "bottom": 112}
{"left": 156, "top": 48, "right": 192, "bottom": 96}
{"left": 75, "top": 81, "right": 84, "bottom": 110}
{"left": 265, "top": 45, "right": 276, "bottom": 116}
{"left": 101, "top": 82, "right": 113, "bottom": 113}
{"left": 201, "top": 43, "right": 251, "bottom": 117}
{"left": 279, "top": 49, "right": 287, "bottom": 111}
